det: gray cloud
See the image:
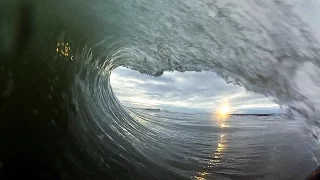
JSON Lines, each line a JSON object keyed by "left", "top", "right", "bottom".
{"left": 111, "top": 67, "right": 281, "bottom": 113}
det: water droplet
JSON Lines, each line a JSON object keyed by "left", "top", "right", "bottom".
{"left": 1, "top": 78, "right": 14, "bottom": 97}
{"left": 33, "top": 109, "right": 38, "bottom": 115}
{"left": 51, "top": 120, "right": 56, "bottom": 126}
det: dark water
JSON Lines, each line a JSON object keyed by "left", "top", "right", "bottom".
{"left": 1, "top": 0, "right": 320, "bottom": 179}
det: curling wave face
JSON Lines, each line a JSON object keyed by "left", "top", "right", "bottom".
{"left": 1, "top": 0, "right": 320, "bottom": 179}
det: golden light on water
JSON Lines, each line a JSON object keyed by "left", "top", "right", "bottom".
{"left": 194, "top": 134, "right": 227, "bottom": 180}
{"left": 211, "top": 134, "right": 226, "bottom": 165}
{"left": 195, "top": 100, "right": 231, "bottom": 179}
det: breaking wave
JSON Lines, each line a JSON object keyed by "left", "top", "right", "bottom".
{"left": 1, "top": 0, "right": 320, "bottom": 179}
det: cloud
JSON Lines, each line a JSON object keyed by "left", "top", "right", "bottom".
{"left": 110, "top": 67, "right": 281, "bottom": 113}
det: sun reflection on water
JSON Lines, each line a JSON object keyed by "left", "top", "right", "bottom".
{"left": 194, "top": 100, "right": 230, "bottom": 179}
{"left": 194, "top": 133, "right": 227, "bottom": 179}
{"left": 210, "top": 134, "right": 226, "bottom": 167}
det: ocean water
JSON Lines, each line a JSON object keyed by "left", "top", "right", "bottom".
{"left": 126, "top": 109, "right": 319, "bottom": 180}
{"left": 1, "top": 0, "right": 320, "bottom": 179}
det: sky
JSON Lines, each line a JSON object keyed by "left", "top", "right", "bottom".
{"left": 110, "top": 67, "right": 282, "bottom": 114}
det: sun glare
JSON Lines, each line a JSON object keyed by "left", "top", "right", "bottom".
{"left": 215, "top": 100, "right": 231, "bottom": 121}
{"left": 217, "top": 104, "right": 229, "bottom": 116}
{"left": 220, "top": 105, "right": 229, "bottom": 115}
